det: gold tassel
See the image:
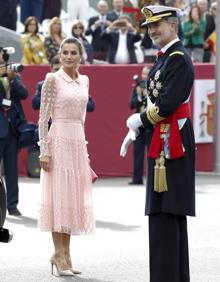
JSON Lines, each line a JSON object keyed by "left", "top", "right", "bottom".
{"left": 154, "top": 158, "right": 159, "bottom": 192}
{"left": 158, "top": 151, "right": 168, "bottom": 193}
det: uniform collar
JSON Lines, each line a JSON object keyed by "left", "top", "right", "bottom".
{"left": 58, "top": 67, "right": 81, "bottom": 83}
{"left": 160, "top": 37, "right": 180, "bottom": 54}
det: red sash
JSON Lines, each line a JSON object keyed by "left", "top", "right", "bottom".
{"left": 148, "top": 103, "right": 191, "bottom": 159}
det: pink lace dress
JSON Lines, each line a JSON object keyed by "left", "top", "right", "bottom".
{"left": 38, "top": 68, "right": 95, "bottom": 235}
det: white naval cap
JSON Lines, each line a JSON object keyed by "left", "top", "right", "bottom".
{"left": 141, "top": 5, "right": 180, "bottom": 26}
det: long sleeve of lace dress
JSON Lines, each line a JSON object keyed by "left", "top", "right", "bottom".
{"left": 39, "top": 73, "right": 57, "bottom": 157}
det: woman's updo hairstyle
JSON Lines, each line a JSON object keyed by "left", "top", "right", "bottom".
{"left": 59, "top": 37, "right": 84, "bottom": 57}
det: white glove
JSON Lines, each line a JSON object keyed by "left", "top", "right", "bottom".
{"left": 126, "top": 113, "right": 142, "bottom": 130}
{"left": 120, "top": 129, "right": 137, "bottom": 157}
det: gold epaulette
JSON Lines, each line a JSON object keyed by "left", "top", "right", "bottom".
{"left": 169, "top": 51, "right": 184, "bottom": 56}
{"left": 146, "top": 104, "right": 165, "bottom": 125}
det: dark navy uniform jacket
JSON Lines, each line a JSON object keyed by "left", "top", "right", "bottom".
{"left": 140, "top": 41, "right": 196, "bottom": 217}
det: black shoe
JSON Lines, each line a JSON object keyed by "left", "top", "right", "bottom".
{"left": 8, "top": 208, "right": 22, "bottom": 216}
{"left": 128, "top": 181, "right": 143, "bottom": 185}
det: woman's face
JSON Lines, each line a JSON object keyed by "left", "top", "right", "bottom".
{"left": 211, "top": 4, "right": 217, "bottom": 17}
{"left": 191, "top": 7, "right": 200, "bottom": 21}
{"left": 27, "top": 20, "right": 37, "bottom": 33}
{"left": 72, "top": 25, "right": 84, "bottom": 36}
{"left": 51, "top": 22, "right": 61, "bottom": 34}
{"left": 60, "top": 43, "right": 81, "bottom": 70}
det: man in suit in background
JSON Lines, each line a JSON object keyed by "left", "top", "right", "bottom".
{"left": 85, "top": 0, "right": 112, "bottom": 61}
{"left": 102, "top": 15, "right": 141, "bottom": 63}
{"left": 107, "top": 0, "right": 125, "bottom": 21}
{"left": 126, "top": 5, "right": 195, "bottom": 281}
{"left": 0, "top": 47, "right": 28, "bottom": 216}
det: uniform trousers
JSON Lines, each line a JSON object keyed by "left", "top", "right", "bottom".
{"left": 0, "top": 126, "right": 19, "bottom": 210}
{"left": 149, "top": 213, "right": 190, "bottom": 282}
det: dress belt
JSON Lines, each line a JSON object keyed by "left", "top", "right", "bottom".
{"left": 52, "top": 118, "right": 82, "bottom": 124}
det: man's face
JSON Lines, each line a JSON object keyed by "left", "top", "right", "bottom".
{"left": 198, "top": 0, "right": 208, "bottom": 14}
{"left": 141, "top": 67, "right": 149, "bottom": 80}
{"left": 147, "top": 19, "right": 176, "bottom": 48}
{"left": 97, "top": 1, "right": 108, "bottom": 15}
{"left": 113, "top": 0, "right": 124, "bottom": 11}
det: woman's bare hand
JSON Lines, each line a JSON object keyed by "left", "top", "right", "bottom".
{"left": 40, "top": 156, "right": 50, "bottom": 172}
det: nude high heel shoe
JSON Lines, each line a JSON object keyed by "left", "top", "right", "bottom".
{"left": 50, "top": 255, "right": 74, "bottom": 276}
{"left": 66, "top": 256, "right": 82, "bottom": 275}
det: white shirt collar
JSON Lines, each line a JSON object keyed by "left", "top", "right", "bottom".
{"left": 99, "top": 14, "right": 106, "bottom": 20}
{"left": 161, "top": 37, "right": 180, "bottom": 53}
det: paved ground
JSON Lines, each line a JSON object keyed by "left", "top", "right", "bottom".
{"left": 0, "top": 174, "right": 220, "bottom": 282}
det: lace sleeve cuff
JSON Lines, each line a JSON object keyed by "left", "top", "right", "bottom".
{"left": 39, "top": 139, "right": 51, "bottom": 157}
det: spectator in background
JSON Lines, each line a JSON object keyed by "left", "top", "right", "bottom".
{"left": 183, "top": 4, "right": 206, "bottom": 62}
{"left": 71, "top": 20, "right": 94, "bottom": 64}
{"left": 67, "top": 0, "right": 90, "bottom": 22}
{"left": 140, "top": 30, "right": 157, "bottom": 63}
{"left": 107, "top": 0, "right": 125, "bottom": 21}
{"left": 164, "top": 0, "right": 184, "bottom": 41}
{"left": 85, "top": 0, "right": 112, "bottom": 61}
{"left": 204, "top": 1, "right": 217, "bottom": 62}
{"left": 197, "top": 0, "right": 209, "bottom": 20}
{"left": 42, "top": 0, "right": 61, "bottom": 21}
{"left": 0, "top": 0, "right": 18, "bottom": 31}
{"left": 44, "top": 17, "right": 65, "bottom": 64}
{"left": 20, "top": 0, "right": 44, "bottom": 24}
{"left": 129, "top": 66, "right": 150, "bottom": 185}
{"left": 20, "top": 16, "right": 48, "bottom": 64}
{"left": 102, "top": 15, "right": 142, "bottom": 63}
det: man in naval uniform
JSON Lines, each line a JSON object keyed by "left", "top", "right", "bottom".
{"left": 126, "top": 5, "right": 196, "bottom": 282}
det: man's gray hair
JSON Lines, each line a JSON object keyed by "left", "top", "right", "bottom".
{"left": 166, "top": 17, "right": 179, "bottom": 32}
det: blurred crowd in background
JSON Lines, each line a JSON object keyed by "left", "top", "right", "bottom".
{"left": 0, "top": 0, "right": 217, "bottom": 64}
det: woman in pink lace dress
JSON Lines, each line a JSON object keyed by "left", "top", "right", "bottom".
{"left": 38, "top": 37, "right": 95, "bottom": 276}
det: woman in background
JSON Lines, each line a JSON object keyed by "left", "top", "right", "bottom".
{"left": 183, "top": 4, "right": 205, "bottom": 62}
{"left": 20, "top": 16, "right": 48, "bottom": 64}
{"left": 71, "top": 20, "right": 94, "bottom": 64}
{"left": 44, "top": 16, "right": 65, "bottom": 63}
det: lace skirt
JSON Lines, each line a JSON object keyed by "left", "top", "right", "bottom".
{"left": 38, "top": 121, "right": 95, "bottom": 235}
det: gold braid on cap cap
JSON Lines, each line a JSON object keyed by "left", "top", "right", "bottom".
{"left": 146, "top": 104, "right": 165, "bottom": 125}
{"left": 141, "top": 6, "right": 176, "bottom": 25}
{"left": 141, "top": 7, "right": 153, "bottom": 19}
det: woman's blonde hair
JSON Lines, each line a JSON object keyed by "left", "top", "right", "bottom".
{"left": 49, "top": 17, "right": 62, "bottom": 38}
